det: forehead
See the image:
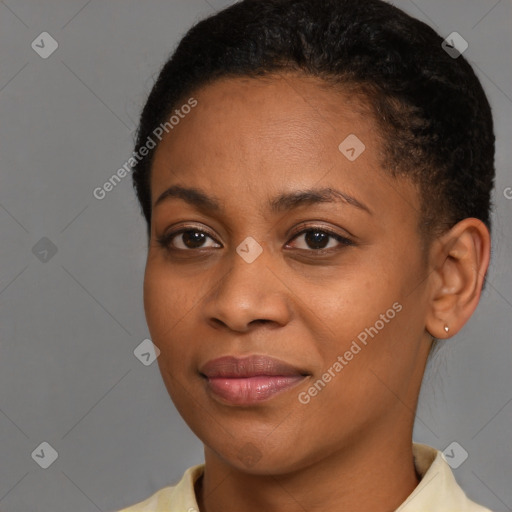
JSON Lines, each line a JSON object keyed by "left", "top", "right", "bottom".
{"left": 151, "top": 73, "right": 383, "bottom": 193}
{"left": 148, "top": 73, "right": 421, "bottom": 235}
{"left": 175, "top": 73, "right": 373, "bottom": 151}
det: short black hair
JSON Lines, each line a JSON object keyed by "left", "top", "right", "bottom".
{"left": 131, "top": 0, "right": 495, "bottom": 245}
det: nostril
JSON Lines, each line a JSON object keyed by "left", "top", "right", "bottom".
{"left": 249, "top": 319, "right": 270, "bottom": 326}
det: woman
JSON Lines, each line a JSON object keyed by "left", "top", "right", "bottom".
{"left": 119, "top": 0, "right": 495, "bottom": 510}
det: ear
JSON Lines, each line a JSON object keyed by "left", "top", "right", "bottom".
{"left": 425, "top": 218, "right": 491, "bottom": 339}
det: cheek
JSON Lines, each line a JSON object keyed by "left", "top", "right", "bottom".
{"left": 143, "top": 263, "right": 201, "bottom": 401}
{"left": 143, "top": 264, "right": 170, "bottom": 338}
{"left": 310, "top": 268, "right": 396, "bottom": 351}
{"left": 307, "top": 252, "right": 419, "bottom": 387}
{"left": 313, "top": 261, "right": 426, "bottom": 413}
{"left": 143, "top": 259, "right": 194, "bottom": 351}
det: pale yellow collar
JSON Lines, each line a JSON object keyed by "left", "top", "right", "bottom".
{"left": 118, "top": 443, "right": 492, "bottom": 511}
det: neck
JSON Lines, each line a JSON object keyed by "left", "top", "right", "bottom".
{"left": 195, "top": 430, "right": 420, "bottom": 512}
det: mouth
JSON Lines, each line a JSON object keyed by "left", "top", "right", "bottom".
{"left": 199, "top": 355, "right": 310, "bottom": 405}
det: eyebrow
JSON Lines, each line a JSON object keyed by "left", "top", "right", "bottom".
{"left": 154, "top": 185, "right": 372, "bottom": 215}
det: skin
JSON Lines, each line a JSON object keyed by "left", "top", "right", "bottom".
{"left": 143, "top": 72, "right": 490, "bottom": 512}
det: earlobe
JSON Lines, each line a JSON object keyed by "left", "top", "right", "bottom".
{"left": 424, "top": 218, "right": 491, "bottom": 339}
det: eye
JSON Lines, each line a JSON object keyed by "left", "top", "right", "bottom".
{"left": 286, "top": 226, "right": 354, "bottom": 252}
{"left": 156, "top": 224, "right": 354, "bottom": 254}
{"left": 156, "top": 227, "right": 221, "bottom": 251}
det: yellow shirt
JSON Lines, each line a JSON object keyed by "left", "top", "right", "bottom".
{"left": 117, "top": 443, "right": 493, "bottom": 511}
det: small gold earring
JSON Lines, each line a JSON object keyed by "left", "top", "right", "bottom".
{"left": 444, "top": 325, "right": 449, "bottom": 333}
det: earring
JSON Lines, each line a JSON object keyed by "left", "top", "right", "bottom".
{"left": 444, "top": 325, "right": 449, "bottom": 333}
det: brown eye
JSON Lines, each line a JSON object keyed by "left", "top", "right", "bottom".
{"left": 180, "top": 230, "right": 207, "bottom": 249}
{"left": 302, "top": 230, "right": 331, "bottom": 250}
{"left": 287, "top": 227, "right": 353, "bottom": 252}
{"left": 157, "top": 228, "right": 221, "bottom": 251}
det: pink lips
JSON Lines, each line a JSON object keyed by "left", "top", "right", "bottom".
{"left": 200, "top": 355, "right": 309, "bottom": 405}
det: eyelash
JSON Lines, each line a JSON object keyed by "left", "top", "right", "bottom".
{"left": 156, "top": 224, "right": 354, "bottom": 255}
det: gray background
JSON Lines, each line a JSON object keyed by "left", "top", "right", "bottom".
{"left": 0, "top": 0, "right": 511, "bottom": 511}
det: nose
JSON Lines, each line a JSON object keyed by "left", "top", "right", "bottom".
{"left": 201, "top": 244, "right": 292, "bottom": 333}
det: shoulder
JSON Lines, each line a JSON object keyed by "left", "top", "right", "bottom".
{"left": 398, "top": 443, "right": 495, "bottom": 512}
{"left": 116, "top": 464, "right": 204, "bottom": 512}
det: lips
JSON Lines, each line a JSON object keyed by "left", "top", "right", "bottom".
{"left": 200, "top": 355, "right": 309, "bottom": 405}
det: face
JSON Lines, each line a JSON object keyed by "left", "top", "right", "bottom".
{"left": 144, "top": 73, "right": 433, "bottom": 474}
